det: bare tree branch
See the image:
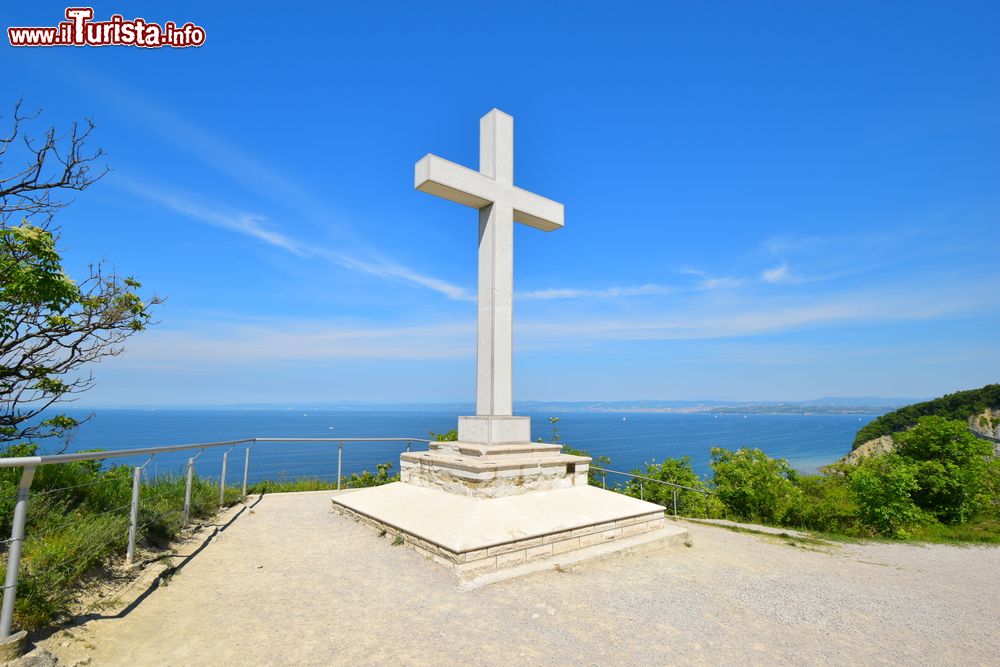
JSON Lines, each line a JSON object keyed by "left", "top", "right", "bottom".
{"left": 1, "top": 100, "right": 158, "bottom": 444}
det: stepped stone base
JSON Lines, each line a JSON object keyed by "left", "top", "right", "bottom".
{"left": 400, "top": 439, "right": 590, "bottom": 499}
{"left": 331, "top": 483, "right": 687, "bottom": 578}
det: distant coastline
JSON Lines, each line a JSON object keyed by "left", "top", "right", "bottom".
{"left": 527, "top": 404, "right": 899, "bottom": 416}
{"left": 65, "top": 396, "right": 918, "bottom": 416}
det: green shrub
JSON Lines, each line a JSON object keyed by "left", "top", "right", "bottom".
{"left": 343, "top": 462, "right": 398, "bottom": 488}
{"left": 710, "top": 447, "right": 799, "bottom": 524}
{"left": 979, "top": 457, "right": 1000, "bottom": 518}
{"left": 848, "top": 454, "right": 922, "bottom": 537}
{"left": 623, "top": 457, "right": 711, "bottom": 517}
{"left": 782, "top": 471, "right": 860, "bottom": 533}
{"left": 894, "top": 416, "right": 992, "bottom": 524}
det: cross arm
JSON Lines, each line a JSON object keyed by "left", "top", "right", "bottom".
{"left": 414, "top": 154, "right": 497, "bottom": 209}
{"left": 414, "top": 154, "right": 564, "bottom": 232}
{"left": 511, "top": 187, "right": 563, "bottom": 232}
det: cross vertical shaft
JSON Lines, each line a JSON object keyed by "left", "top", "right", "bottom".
{"left": 413, "top": 108, "right": 563, "bottom": 440}
{"left": 477, "top": 111, "right": 514, "bottom": 416}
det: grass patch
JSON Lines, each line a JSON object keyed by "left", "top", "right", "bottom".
{"left": 906, "top": 518, "right": 1000, "bottom": 544}
{"left": 0, "top": 445, "right": 244, "bottom": 634}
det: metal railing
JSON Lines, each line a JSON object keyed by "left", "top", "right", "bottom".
{"left": 0, "top": 436, "right": 430, "bottom": 640}
{"left": 590, "top": 465, "right": 713, "bottom": 518}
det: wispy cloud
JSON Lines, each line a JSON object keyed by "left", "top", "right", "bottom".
{"left": 83, "top": 78, "right": 479, "bottom": 302}
{"left": 119, "top": 318, "right": 476, "bottom": 366}
{"left": 519, "top": 284, "right": 676, "bottom": 300}
{"left": 761, "top": 263, "right": 790, "bottom": 284}
{"left": 122, "top": 180, "right": 474, "bottom": 301}
{"left": 521, "top": 282, "right": 1000, "bottom": 343}
{"left": 109, "top": 277, "right": 1000, "bottom": 368}
{"left": 679, "top": 268, "right": 746, "bottom": 291}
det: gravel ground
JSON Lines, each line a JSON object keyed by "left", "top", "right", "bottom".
{"left": 36, "top": 490, "right": 1000, "bottom": 666}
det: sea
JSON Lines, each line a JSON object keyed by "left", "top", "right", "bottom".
{"left": 31, "top": 408, "right": 877, "bottom": 485}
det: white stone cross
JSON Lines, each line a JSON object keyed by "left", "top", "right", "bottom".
{"left": 415, "top": 109, "right": 563, "bottom": 418}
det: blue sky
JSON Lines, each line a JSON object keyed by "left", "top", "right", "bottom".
{"left": 4, "top": 1, "right": 999, "bottom": 405}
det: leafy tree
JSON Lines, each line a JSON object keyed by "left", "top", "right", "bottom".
{"left": 0, "top": 101, "right": 160, "bottom": 443}
{"left": 709, "top": 447, "right": 800, "bottom": 524}
{"left": 848, "top": 454, "right": 922, "bottom": 537}
{"left": 894, "top": 416, "right": 992, "bottom": 523}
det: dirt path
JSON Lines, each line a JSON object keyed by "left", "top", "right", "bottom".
{"left": 36, "top": 490, "right": 1000, "bottom": 666}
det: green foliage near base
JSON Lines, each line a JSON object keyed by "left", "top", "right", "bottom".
{"left": 247, "top": 461, "right": 399, "bottom": 494}
{"left": 614, "top": 416, "right": 999, "bottom": 542}
{"left": 621, "top": 457, "right": 716, "bottom": 518}
{"left": 699, "top": 417, "right": 1000, "bottom": 540}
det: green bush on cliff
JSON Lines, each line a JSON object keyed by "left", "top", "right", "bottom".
{"left": 893, "top": 416, "right": 993, "bottom": 524}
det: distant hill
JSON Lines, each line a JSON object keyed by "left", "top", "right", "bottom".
{"left": 851, "top": 384, "right": 1000, "bottom": 450}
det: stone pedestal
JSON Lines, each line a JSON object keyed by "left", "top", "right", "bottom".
{"left": 400, "top": 415, "right": 590, "bottom": 498}
{"left": 457, "top": 415, "right": 530, "bottom": 444}
{"left": 400, "top": 439, "right": 590, "bottom": 499}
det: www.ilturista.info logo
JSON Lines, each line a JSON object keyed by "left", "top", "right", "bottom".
{"left": 8, "top": 7, "right": 206, "bottom": 48}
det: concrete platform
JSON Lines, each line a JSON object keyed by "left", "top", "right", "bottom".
{"left": 331, "top": 482, "right": 687, "bottom": 577}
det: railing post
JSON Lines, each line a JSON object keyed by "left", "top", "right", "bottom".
{"left": 219, "top": 450, "right": 229, "bottom": 508}
{"left": 337, "top": 442, "right": 343, "bottom": 491}
{"left": 602, "top": 474, "right": 606, "bottom": 490}
{"left": 639, "top": 480, "right": 644, "bottom": 500}
{"left": 242, "top": 446, "right": 251, "bottom": 496}
{"left": 406, "top": 441, "right": 411, "bottom": 453}
{"left": 0, "top": 465, "right": 36, "bottom": 639}
{"left": 672, "top": 489, "right": 678, "bottom": 516}
{"left": 183, "top": 457, "right": 194, "bottom": 527}
{"left": 126, "top": 465, "right": 142, "bottom": 566}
